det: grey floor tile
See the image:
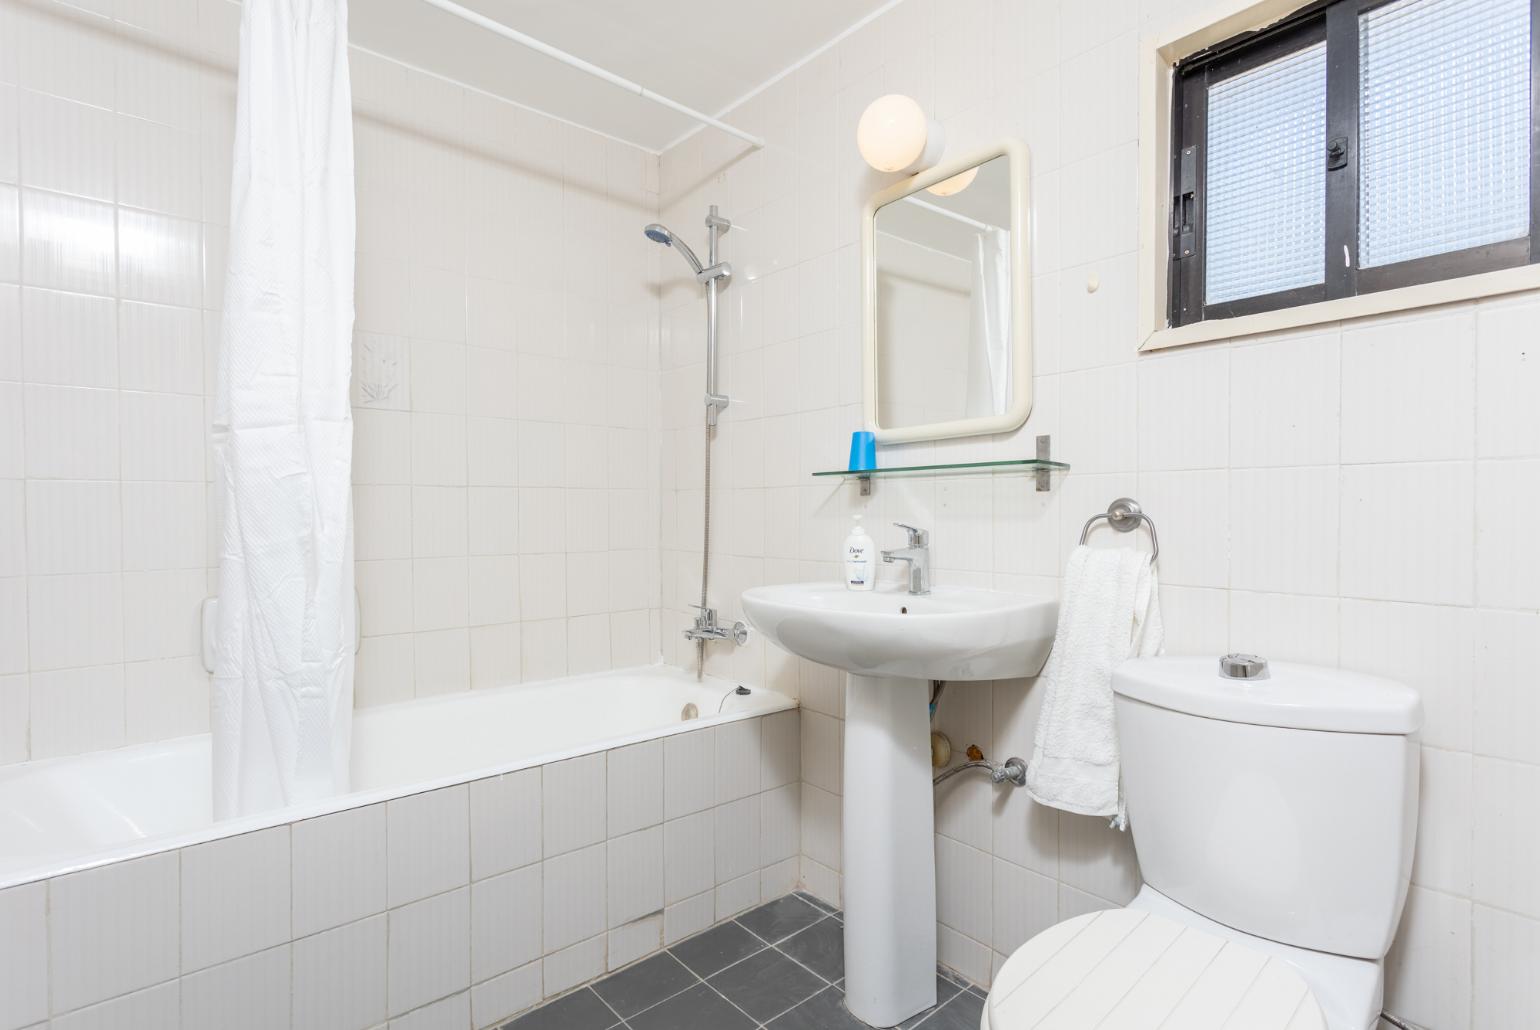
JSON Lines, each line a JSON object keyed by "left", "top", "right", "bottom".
{"left": 591, "top": 952, "right": 699, "bottom": 1018}
{"left": 914, "top": 989, "right": 985, "bottom": 1029}
{"left": 737, "top": 895, "right": 826, "bottom": 945}
{"left": 777, "top": 916, "right": 844, "bottom": 982}
{"left": 668, "top": 920, "right": 766, "bottom": 978}
{"left": 793, "top": 890, "right": 840, "bottom": 916}
{"left": 766, "top": 986, "right": 870, "bottom": 1030}
{"left": 708, "top": 946, "right": 827, "bottom": 1023}
{"left": 625, "top": 983, "right": 756, "bottom": 1030}
{"left": 500, "top": 987, "right": 620, "bottom": 1030}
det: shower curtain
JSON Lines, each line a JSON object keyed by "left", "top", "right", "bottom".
{"left": 211, "top": 0, "right": 356, "bottom": 818}
{"left": 964, "top": 226, "right": 1012, "bottom": 418}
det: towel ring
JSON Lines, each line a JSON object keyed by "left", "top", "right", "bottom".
{"left": 1078, "top": 498, "right": 1159, "bottom": 563}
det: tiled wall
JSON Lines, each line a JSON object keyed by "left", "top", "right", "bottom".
{"left": 0, "top": 0, "right": 665, "bottom": 765}
{"left": 655, "top": 0, "right": 1540, "bottom": 1025}
{"left": 0, "top": 709, "right": 800, "bottom": 1030}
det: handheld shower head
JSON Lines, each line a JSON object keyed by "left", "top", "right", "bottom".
{"left": 643, "top": 223, "right": 704, "bottom": 275}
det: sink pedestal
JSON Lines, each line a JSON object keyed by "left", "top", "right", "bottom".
{"left": 842, "top": 675, "right": 937, "bottom": 1027}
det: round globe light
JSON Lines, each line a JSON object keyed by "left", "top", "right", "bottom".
{"left": 856, "top": 94, "right": 933, "bottom": 173}
{"left": 925, "top": 166, "right": 978, "bottom": 197}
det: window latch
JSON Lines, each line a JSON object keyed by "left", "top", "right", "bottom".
{"left": 1173, "top": 145, "right": 1197, "bottom": 260}
{"left": 1327, "top": 136, "right": 1349, "bottom": 171}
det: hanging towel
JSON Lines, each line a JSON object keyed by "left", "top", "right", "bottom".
{"left": 211, "top": 0, "right": 357, "bottom": 819}
{"left": 1024, "top": 545, "right": 1163, "bottom": 828}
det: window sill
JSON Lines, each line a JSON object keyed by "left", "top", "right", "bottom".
{"left": 1140, "top": 262, "right": 1540, "bottom": 351}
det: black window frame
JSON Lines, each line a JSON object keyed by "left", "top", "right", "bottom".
{"left": 1168, "top": 0, "right": 1540, "bottom": 328}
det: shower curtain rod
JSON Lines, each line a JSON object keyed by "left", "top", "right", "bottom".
{"left": 415, "top": 0, "right": 767, "bottom": 150}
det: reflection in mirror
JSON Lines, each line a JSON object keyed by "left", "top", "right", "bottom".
{"left": 873, "top": 154, "right": 1013, "bottom": 431}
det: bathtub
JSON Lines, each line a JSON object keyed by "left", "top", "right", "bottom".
{"left": 0, "top": 665, "right": 802, "bottom": 1029}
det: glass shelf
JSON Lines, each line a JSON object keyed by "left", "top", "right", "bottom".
{"left": 813, "top": 438, "right": 1068, "bottom": 495}
{"left": 812, "top": 457, "right": 1068, "bottom": 479}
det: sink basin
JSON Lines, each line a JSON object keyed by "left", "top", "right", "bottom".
{"left": 741, "top": 583, "right": 1058, "bottom": 681}
{"left": 742, "top": 580, "right": 1060, "bottom": 1026}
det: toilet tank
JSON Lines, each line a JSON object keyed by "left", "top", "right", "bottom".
{"left": 1114, "top": 657, "right": 1422, "bottom": 960}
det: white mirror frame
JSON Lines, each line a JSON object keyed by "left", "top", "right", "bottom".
{"left": 862, "top": 138, "right": 1033, "bottom": 444}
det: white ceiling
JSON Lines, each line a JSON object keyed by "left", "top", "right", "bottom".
{"left": 351, "top": 0, "right": 894, "bottom": 152}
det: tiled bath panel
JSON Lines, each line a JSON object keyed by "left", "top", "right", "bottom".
{"left": 502, "top": 894, "right": 985, "bottom": 1030}
{"left": 0, "top": 711, "right": 800, "bottom": 1030}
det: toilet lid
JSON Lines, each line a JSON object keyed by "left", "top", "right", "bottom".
{"left": 986, "top": 909, "right": 1326, "bottom": 1030}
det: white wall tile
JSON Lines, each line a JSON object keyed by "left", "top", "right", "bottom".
{"left": 469, "top": 768, "right": 541, "bottom": 881}
{"left": 714, "top": 795, "right": 762, "bottom": 885}
{"left": 1137, "top": 348, "right": 1228, "bottom": 471}
{"left": 1229, "top": 328, "right": 1340, "bottom": 468}
{"left": 542, "top": 753, "right": 606, "bottom": 858}
{"left": 470, "top": 865, "right": 541, "bottom": 984}
{"left": 180, "top": 945, "right": 291, "bottom": 1030}
{"left": 292, "top": 915, "right": 388, "bottom": 1030}
{"left": 1341, "top": 311, "right": 1475, "bottom": 464}
{"left": 664, "top": 810, "right": 715, "bottom": 906}
{"left": 1474, "top": 609, "right": 1540, "bottom": 765}
{"left": 1475, "top": 296, "right": 1540, "bottom": 458}
{"left": 50, "top": 852, "right": 179, "bottom": 1012}
{"left": 1473, "top": 757, "right": 1540, "bottom": 919}
{"left": 607, "top": 739, "right": 662, "bottom": 837}
{"left": 713, "top": 717, "right": 761, "bottom": 804}
{"left": 293, "top": 804, "right": 388, "bottom": 937}
{"left": 0, "top": 883, "right": 46, "bottom": 1030}
{"left": 181, "top": 826, "right": 291, "bottom": 973}
{"left": 25, "top": 480, "right": 121, "bottom": 574}
{"left": 48, "top": 982, "right": 179, "bottom": 1030}
{"left": 990, "top": 858, "right": 1058, "bottom": 956}
{"left": 470, "top": 962, "right": 540, "bottom": 1030}
{"left": 1475, "top": 459, "right": 1540, "bottom": 610}
{"left": 1384, "top": 886, "right": 1473, "bottom": 1030}
{"left": 388, "top": 990, "right": 469, "bottom": 1030}
{"left": 28, "top": 664, "right": 124, "bottom": 758}
{"left": 387, "top": 784, "right": 470, "bottom": 907}
{"left": 387, "top": 887, "right": 471, "bottom": 1018}
{"left": 542, "top": 842, "right": 606, "bottom": 953}
{"left": 664, "top": 726, "right": 715, "bottom": 820}
{"left": 1228, "top": 466, "right": 1338, "bottom": 595}
{"left": 1341, "top": 462, "right": 1474, "bottom": 606}
{"left": 936, "top": 834, "right": 991, "bottom": 946}
{"left": 1473, "top": 904, "right": 1540, "bottom": 1030}
{"left": 542, "top": 936, "right": 606, "bottom": 999}
{"left": 606, "top": 824, "right": 664, "bottom": 928}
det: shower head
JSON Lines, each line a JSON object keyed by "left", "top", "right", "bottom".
{"left": 643, "top": 223, "right": 704, "bottom": 275}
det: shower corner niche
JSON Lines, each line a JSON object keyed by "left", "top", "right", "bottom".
{"left": 813, "top": 435, "right": 1068, "bottom": 495}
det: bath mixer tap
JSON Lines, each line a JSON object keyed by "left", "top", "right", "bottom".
{"left": 684, "top": 604, "right": 749, "bottom": 646}
{"left": 882, "top": 522, "right": 931, "bottom": 595}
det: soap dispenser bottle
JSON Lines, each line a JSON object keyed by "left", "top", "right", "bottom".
{"left": 844, "top": 514, "right": 874, "bottom": 591}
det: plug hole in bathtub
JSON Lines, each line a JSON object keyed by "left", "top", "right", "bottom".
{"left": 681, "top": 703, "right": 699, "bottom": 720}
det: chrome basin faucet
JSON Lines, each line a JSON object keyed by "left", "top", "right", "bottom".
{"left": 882, "top": 522, "right": 931, "bottom": 595}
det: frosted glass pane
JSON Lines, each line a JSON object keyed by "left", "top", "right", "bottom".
{"left": 1205, "top": 43, "right": 1328, "bottom": 305}
{"left": 1359, "top": 0, "right": 1531, "bottom": 269}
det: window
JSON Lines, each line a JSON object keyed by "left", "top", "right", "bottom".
{"left": 1168, "top": 0, "right": 1539, "bottom": 327}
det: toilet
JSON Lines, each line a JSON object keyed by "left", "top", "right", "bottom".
{"left": 984, "top": 656, "right": 1422, "bottom": 1030}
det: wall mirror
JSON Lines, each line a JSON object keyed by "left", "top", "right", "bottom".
{"left": 863, "top": 139, "right": 1032, "bottom": 443}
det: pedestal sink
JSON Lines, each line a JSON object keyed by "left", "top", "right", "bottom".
{"left": 741, "top": 583, "right": 1058, "bottom": 1027}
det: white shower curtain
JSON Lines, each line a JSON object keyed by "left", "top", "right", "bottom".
{"left": 212, "top": 0, "right": 356, "bottom": 818}
{"left": 964, "top": 226, "right": 1012, "bottom": 418}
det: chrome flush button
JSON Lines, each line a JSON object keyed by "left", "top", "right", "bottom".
{"left": 1219, "top": 653, "right": 1269, "bottom": 679}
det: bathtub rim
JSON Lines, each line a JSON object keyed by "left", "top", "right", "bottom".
{"left": 0, "top": 663, "right": 797, "bottom": 892}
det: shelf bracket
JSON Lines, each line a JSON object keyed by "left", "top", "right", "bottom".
{"left": 1035, "top": 435, "right": 1052, "bottom": 492}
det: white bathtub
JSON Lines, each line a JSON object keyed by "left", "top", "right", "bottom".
{"left": 0, "top": 664, "right": 794, "bottom": 890}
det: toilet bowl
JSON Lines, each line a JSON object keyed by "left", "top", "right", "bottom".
{"left": 983, "top": 657, "right": 1422, "bottom": 1030}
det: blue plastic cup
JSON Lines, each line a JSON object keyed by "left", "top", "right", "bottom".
{"left": 848, "top": 430, "right": 877, "bottom": 471}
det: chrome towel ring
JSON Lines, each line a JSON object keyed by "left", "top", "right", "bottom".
{"left": 1078, "top": 497, "right": 1159, "bottom": 563}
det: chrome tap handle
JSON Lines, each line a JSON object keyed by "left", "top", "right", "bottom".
{"left": 893, "top": 522, "right": 929, "bottom": 547}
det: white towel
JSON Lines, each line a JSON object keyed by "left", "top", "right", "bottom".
{"left": 211, "top": 0, "right": 357, "bottom": 819}
{"left": 1024, "top": 545, "right": 1163, "bottom": 827}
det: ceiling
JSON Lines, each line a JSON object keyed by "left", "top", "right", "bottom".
{"left": 351, "top": 0, "right": 894, "bottom": 153}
